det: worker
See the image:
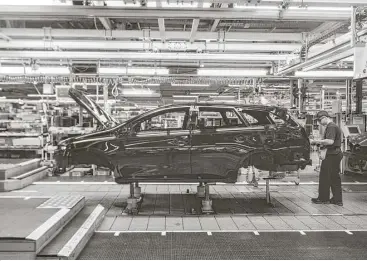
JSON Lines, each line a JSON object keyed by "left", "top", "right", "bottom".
{"left": 310, "top": 110, "right": 343, "bottom": 206}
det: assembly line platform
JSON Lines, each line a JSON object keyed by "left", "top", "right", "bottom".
{"left": 2, "top": 169, "right": 367, "bottom": 259}
{"left": 0, "top": 195, "right": 86, "bottom": 259}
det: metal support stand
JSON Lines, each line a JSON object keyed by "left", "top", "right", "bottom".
{"left": 134, "top": 182, "right": 141, "bottom": 198}
{"left": 265, "top": 179, "right": 271, "bottom": 204}
{"left": 201, "top": 183, "right": 214, "bottom": 214}
{"left": 126, "top": 183, "right": 138, "bottom": 214}
{"left": 197, "top": 182, "right": 205, "bottom": 198}
{"left": 264, "top": 172, "right": 277, "bottom": 206}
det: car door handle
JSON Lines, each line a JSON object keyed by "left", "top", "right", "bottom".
{"left": 234, "top": 135, "right": 245, "bottom": 143}
{"left": 168, "top": 137, "right": 189, "bottom": 146}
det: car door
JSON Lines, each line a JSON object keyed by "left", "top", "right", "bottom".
{"left": 107, "top": 106, "right": 192, "bottom": 182}
{"left": 190, "top": 106, "right": 254, "bottom": 182}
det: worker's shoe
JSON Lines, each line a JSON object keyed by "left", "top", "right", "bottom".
{"left": 330, "top": 198, "right": 343, "bottom": 206}
{"left": 311, "top": 198, "right": 330, "bottom": 204}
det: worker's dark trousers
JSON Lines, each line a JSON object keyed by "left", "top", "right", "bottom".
{"left": 318, "top": 152, "right": 343, "bottom": 202}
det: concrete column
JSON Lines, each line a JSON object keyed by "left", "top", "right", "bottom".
{"left": 290, "top": 79, "right": 295, "bottom": 108}
{"left": 103, "top": 84, "right": 108, "bottom": 111}
{"left": 346, "top": 79, "right": 352, "bottom": 117}
{"left": 321, "top": 89, "right": 325, "bottom": 110}
{"left": 79, "top": 106, "right": 83, "bottom": 126}
{"left": 356, "top": 79, "right": 363, "bottom": 114}
{"left": 298, "top": 78, "right": 304, "bottom": 113}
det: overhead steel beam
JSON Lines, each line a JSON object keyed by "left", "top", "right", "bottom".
{"left": 0, "top": 39, "right": 301, "bottom": 52}
{"left": 0, "top": 32, "right": 11, "bottom": 41}
{"left": 91, "top": 0, "right": 112, "bottom": 30}
{"left": 277, "top": 28, "right": 367, "bottom": 74}
{"left": 302, "top": 48, "right": 354, "bottom": 71}
{"left": 0, "top": 59, "right": 273, "bottom": 68}
{"left": 99, "top": 17, "right": 112, "bottom": 30}
{"left": 210, "top": 3, "right": 228, "bottom": 32}
{"left": 0, "top": 28, "right": 303, "bottom": 42}
{"left": 0, "top": 51, "right": 294, "bottom": 61}
{"left": 210, "top": 19, "right": 220, "bottom": 32}
{"left": 158, "top": 18, "right": 166, "bottom": 42}
{"left": 277, "top": 44, "right": 352, "bottom": 75}
{"left": 0, "top": 5, "right": 351, "bottom": 21}
{"left": 5, "top": 20, "right": 12, "bottom": 28}
{"left": 190, "top": 19, "right": 200, "bottom": 43}
{"left": 79, "top": 0, "right": 367, "bottom": 8}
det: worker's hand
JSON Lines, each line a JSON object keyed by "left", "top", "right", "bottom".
{"left": 310, "top": 139, "right": 317, "bottom": 145}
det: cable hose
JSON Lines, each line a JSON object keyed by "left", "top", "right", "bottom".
{"left": 111, "top": 82, "right": 119, "bottom": 98}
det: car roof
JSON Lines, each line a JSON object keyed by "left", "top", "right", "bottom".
{"left": 166, "top": 102, "right": 283, "bottom": 111}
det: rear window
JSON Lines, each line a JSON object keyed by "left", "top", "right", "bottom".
{"left": 240, "top": 110, "right": 273, "bottom": 126}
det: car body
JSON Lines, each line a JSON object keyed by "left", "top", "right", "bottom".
{"left": 55, "top": 89, "right": 311, "bottom": 184}
{"left": 345, "top": 132, "right": 367, "bottom": 175}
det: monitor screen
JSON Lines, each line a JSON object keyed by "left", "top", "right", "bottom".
{"left": 348, "top": 126, "right": 360, "bottom": 134}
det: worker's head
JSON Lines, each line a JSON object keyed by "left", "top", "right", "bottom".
{"left": 315, "top": 110, "right": 330, "bottom": 126}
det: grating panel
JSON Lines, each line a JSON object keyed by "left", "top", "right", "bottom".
{"left": 79, "top": 232, "right": 367, "bottom": 260}
{"left": 38, "top": 195, "right": 84, "bottom": 209}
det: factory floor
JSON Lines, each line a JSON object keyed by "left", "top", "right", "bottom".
{"left": 1, "top": 151, "right": 367, "bottom": 260}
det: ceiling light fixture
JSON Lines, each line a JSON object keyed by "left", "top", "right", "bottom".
{"left": 198, "top": 69, "right": 268, "bottom": 77}
{"left": 99, "top": 67, "right": 169, "bottom": 75}
{"left": 171, "top": 83, "right": 210, "bottom": 87}
{"left": 0, "top": 66, "right": 70, "bottom": 75}
{"left": 295, "top": 70, "right": 353, "bottom": 78}
{"left": 0, "top": 0, "right": 73, "bottom": 5}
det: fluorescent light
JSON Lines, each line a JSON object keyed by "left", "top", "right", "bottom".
{"left": 121, "top": 83, "right": 160, "bottom": 86}
{"left": 173, "top": 99, "right": 198, "bottom": 103}
{"left": 295, "top": 70, "right": 353, "bottom": 78}
{"left": 171, "top": 83, "right": 210, "bottom": 87}
{"left": 105, "top": 1, "right": 140, "bottom": 6}
{"left": 121, "top": 89, "right": 153, "bottom": 95}
{"left": 190, "top": 92, "right": 218, "bottom": 96}
{"left": 288, "top": 6, "right": 350, "bottom": 11}
{"left": 172, "top": 95, "right": 198, "bottom": 99}
{"left": 0, "top": 0, "right": 73, "bottom": 5}
{"left": 99, "top": 67, "right": 169, "bottom": 75}
{"left": 128, "top": 68, "right": 168, "bottom": 75}
{"left": 234, "top": 4, "right": 279, "bottom": 9}
{"left": 209, "top": 95, "right": 236, "bottom": 100}
{"left": 120, "top": 88, "right": 161, "bottom": 98}
{"left": 198, "top": 69, "right": 268, "bottom": 77}
{"left": 147, "top": 2, "right": 210, "bottom": 8}
{"left": 0, "top": 66, "right": 70, "bottom": 75}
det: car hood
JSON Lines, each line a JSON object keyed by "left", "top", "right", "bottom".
{"left": 68, "top": 88, "right": 118, "bottom": 129}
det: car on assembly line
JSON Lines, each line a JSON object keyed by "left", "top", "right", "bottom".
{"left": 54, "top": 88, "right": 312, "bottom": 184}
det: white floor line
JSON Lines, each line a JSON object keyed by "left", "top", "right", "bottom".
{"left": 0, "top": 195, "right": 49, "bottom": 199}
{"left": 207, "top": 231, "right": 212, "bottom": 236}
{"left": 345, "top": 231, "right": 353, "bottom": 235}
{"left": 11, "top": 190, "right": 38, "bottom": 193}
{"left": 24, "top": 197, "right": 30, "bottom": 200}
{"left": 299, "top": 231, "right": 306, "bottom": 235}
{"left": 95, "top": 229, "right": 367, "bottom": 234}
{"left": 32, "top": 181, "right": 367, "bottom": 186}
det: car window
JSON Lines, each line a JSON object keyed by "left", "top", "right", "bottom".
{"left": 268, "top": 113, "right": 286, "bottom": 124}
{"left": 197, "top": 107, "right": 245, "bottom": 129}
{"left": 134, "top": 108, "right": 189, "bottom": 132}
{"left": 240, "top": 110, "right": 273, "bottom": 126}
